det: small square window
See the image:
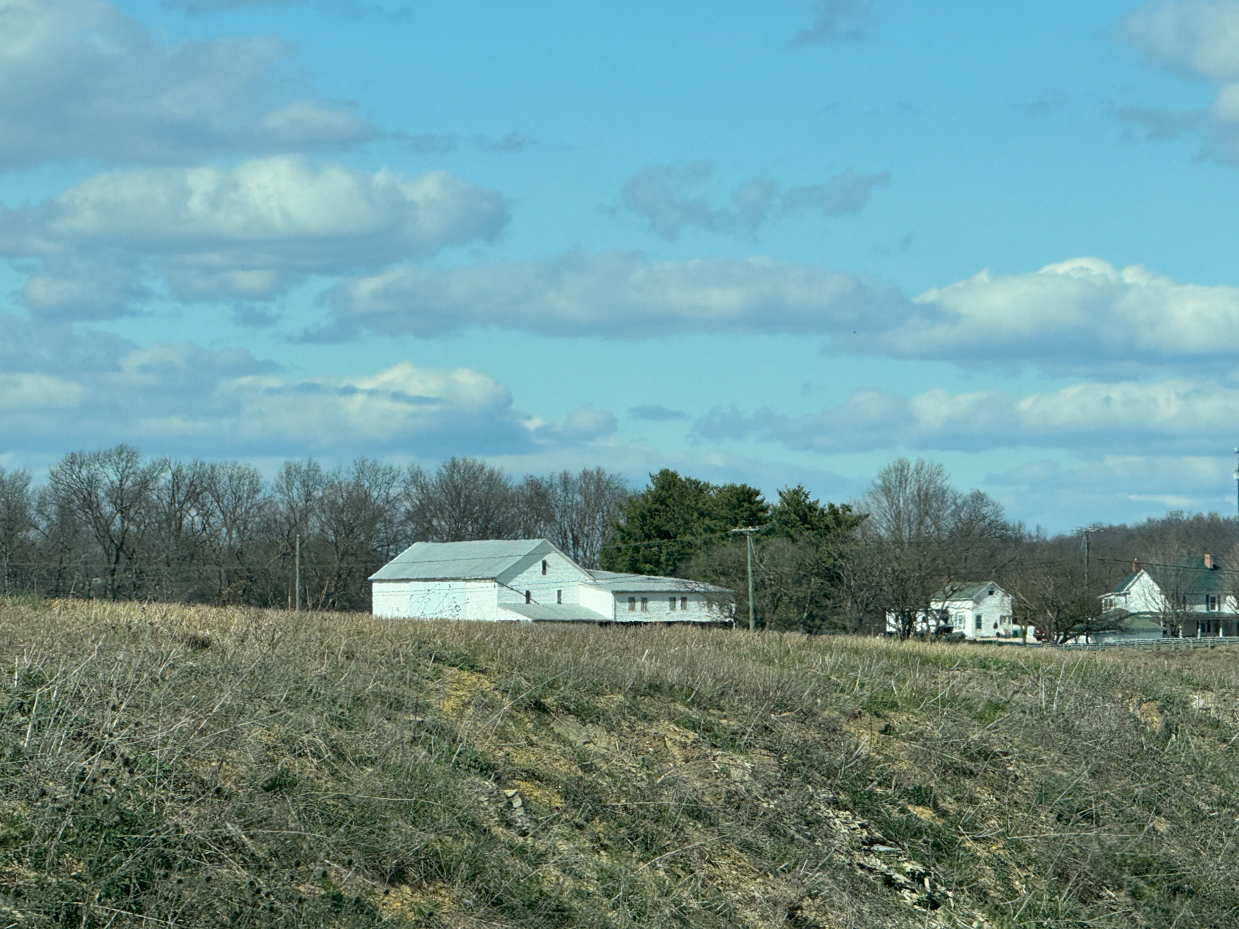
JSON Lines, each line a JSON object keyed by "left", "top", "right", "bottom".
{"left": 640, "top": 597, "right": 648, "bottom": 612}
{"left": 628, "top": 597, "right": 636, "bottom": 612}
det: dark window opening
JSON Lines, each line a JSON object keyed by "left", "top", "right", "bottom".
{"left": 628, "top": 597, "right": 636, "bottom": 612}
{"left": 557, "top": 589, "right": 562, "bottom": 604}
{"left": 541, "top": 560, "right": 548, "bottom": 575}
{"left": 640, "top": 597, "right": 648, "bottom": 612}
{"left": 669, "top": 597, "right": 677, "bottom": 610}
{"left": 681, "top": 597, "right": 688, "bottom": 611}
{"left": 525, "top": 590, "right": 531, "bottom": 604}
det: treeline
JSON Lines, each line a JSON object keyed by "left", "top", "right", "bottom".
{"left": 0, "top": 447, "right": 629, "bottom": 611}
{"left": 3, "top": 445, "right": 1236, "bottom": 636}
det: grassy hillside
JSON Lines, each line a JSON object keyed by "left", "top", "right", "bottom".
{"left": 1, "top": 599, "right": 1239, "bottom": 927}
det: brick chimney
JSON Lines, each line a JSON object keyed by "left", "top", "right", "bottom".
{"left": 1205, "top": 553, "right": 1215, "bottom": 569}
{"left": 1132, "top": 559, "right": 1143, "bottom": 574}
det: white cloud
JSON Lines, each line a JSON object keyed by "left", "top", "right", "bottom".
{"left": 0, "top": 0, "right": 374, "bottom": 169}
{"left": 864, "top": 257, "right": 1239, "bottom": 371}
{"left": 695, "top": 378, "right": 1239, "bottom": 454}
{"left": 1119, "top": 1, "right": 1239, "bottom": 160}
{"left": 0, "top": 157, "right": 508, "bottom": 317}
{"left": 326, "top": 252, "right": 1239, "bottom": 372}
{"left": 323, "top": 250, "right": 907, "bottom": 339}
{"left": 621, "top": 162, "right": 888, "bottom": 240}
{"left": 0, "top": 318, "right": 617, "bottom": 459}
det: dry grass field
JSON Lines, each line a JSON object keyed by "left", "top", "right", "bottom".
{"left": 2, "top": 596, "right": 1239, "bottom": 927}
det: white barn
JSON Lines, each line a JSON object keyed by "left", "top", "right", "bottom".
{"left": 370, "top": 539, "right": 733, "bottom": 624}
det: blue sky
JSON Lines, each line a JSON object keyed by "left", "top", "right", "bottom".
{"left": 4, "top": 0, "right": 1239, "bottom": 531}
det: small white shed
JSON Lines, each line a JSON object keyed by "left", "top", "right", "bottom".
{"left": 370, "top": 539, "right": 733, "bottom": 624}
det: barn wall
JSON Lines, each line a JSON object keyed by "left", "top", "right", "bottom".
{"left": 579, "top": 585, "right": 614, "bottom": 620}
{"left": 501, "top": 551, "right": 590, "bottom": 607}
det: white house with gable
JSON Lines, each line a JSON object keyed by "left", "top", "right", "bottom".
{"left": 1100, "top": 554, "right": 1236, "bottom": 638}
{"left": 885, "top": 581, "right": 1014, "bottom": 639}
{"left": 370, "top": 539, "right": 733, "bottom": 624}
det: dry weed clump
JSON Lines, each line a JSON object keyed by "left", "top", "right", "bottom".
{"left": 0, "top": 599, "right": 1238, "bottom": 926}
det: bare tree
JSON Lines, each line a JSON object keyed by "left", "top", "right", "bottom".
{"left": 539, "top": 467, "right": 631, "bottom": 568}
{"left": 858, "top": 458, "right": 1019, "bottom": 638}
{"left": 202, "top": 462, "right": 270, "bottom": 603}
{"left": 317, "top": 459, "right": 405, "bottom": 610}
{"left": 405, "top": 457, "right": 521, "bottom": 542}
{"left": 48, "top": 446, "right": 165, "bottom": 600}
{"left": 0, "top": 469, "right": 34, "bottom": 593}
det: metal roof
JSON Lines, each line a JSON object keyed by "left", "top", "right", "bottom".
{"left": 498, "top": 603, "right": 611, "bottom": 623}
{"left": 370, "top": 539, "right": 552, "bottom": 581}
{"left": 585, "top": 570, "right": 732, "bottom": 595}
{"left": 930, "top": 581, "right": 1000, "bottom": 603}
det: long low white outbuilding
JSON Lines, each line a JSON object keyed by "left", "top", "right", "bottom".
{"left": 370, "top": 538, "right": 734, "bottom": 624}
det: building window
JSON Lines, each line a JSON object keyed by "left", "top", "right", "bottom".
{"left": 641, "top": 597, "right": 648, "bottom": 612}
{"left": 557, "top": 590, "right": 562, "bottom": 604}
{"left": 974, "top": 615, "right": 982, "bottom": 632}
{"left": 628, "top": 597, "right": 636, "bottom": 612}
{"left": 1207, "top": 595, "right": 1219, "bottom": 611}
{"left": 681, "top": 597, "right": 688, "bottom": 611}
{"left": 525, "top": 590, "right": 531, "bottom": 604}
{"left": 669, "top": 597, "right": 677, "bottom": 610}
{"left": 541, "top": 560, "right": 548, "bottom": 575}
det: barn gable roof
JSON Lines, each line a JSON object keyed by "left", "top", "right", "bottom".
{"left": 370, "top": 539, "right": 587, "bottom": 582}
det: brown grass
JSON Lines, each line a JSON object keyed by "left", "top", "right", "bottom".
{"left": 1, "top": 597, "right": 1239, "bottom": 927}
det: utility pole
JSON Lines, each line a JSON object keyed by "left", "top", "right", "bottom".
{"left": 1076, "top": 525, "right": 1104, "bottom": 589}
{"left": 731, "top": 527, "right": 761, "bottom": 631}
{"left": 294, "top": 534, "right": 301, "bottom": 612}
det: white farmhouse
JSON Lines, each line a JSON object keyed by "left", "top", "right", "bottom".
{"left": 1101, "top": 554, "right": 1236, "bottom": 638}
{"left": 370, "top": 539, "right": 733, "bottom": 624}
{"left": 885, "top": 581, "right": 1014, "bottom": 639}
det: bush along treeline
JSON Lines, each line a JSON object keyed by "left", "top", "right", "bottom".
{"left": 4, "top": 446, "right": 1239, "bottom": 637}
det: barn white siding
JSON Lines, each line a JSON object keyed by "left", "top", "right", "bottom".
{"left": 370, "top": 539, "right": 734, "bottom": 625}
{"left": 579, "top": 584, "right": 615, "bottom": 620}
{"left": 499, "top": 551, "right": 592, "bottom": 608}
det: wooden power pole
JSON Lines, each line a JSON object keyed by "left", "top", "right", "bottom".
{"left": 731, "top": 527, "right": 762, "bottom": 631}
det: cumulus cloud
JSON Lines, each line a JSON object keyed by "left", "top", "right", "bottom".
{"left": 322, "top": 251, "right": 908, "bottom": 339}
{"left": 0, "top": 0, "right": 374, "bottom": 168}
{"left": 791, "top": 0, "right": 873, "bottom": 45}
{"left": 872, "top": 257, "right": 1239, "bottom": 371}
{"left": 695, "top": 379, "right": 1239, "bottom": 455}
{"left": 621, "top": 162, "right": 888, "bottom": 239}
{"left": 0, "top": 157, "right": 508, "bottom": 318}
{"left": 1118, "top": 0, "right": 1239, "bottom": 160}
{"left": 325, "top": 252, "right": 1239, "bottom": 374}
{"left": 0, "top": 315, "right": 619, "bottom": 458}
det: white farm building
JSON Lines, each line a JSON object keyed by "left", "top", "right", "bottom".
{"left": 885, "top": 581, "right": 1014, "bottom": 639}
{"left": 370, "top": 539, "right": 733, "bottom": 624}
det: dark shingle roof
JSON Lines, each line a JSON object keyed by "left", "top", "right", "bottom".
{"left": 1116, "top": 556, "right": 1230, "bottom": 597}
